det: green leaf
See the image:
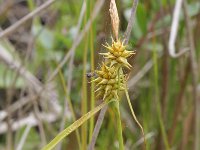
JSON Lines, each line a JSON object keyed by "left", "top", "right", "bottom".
{"left": 42, "top": 100, "right": 115, "bottom": 150}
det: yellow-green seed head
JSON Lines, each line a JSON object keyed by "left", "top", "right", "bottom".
{"left": 92, "top": 63, "right": 124, "bottom": 101}
{"left": 101, "top": 39, "right": 135, "bottom": 69}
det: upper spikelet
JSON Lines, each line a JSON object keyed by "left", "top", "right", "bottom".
{"left": 100, "top": 39, "right": 135, "bottom": 69}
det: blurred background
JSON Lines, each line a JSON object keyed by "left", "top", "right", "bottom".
{"left": 0, "top": 0, "right": 200, "bottom": 149}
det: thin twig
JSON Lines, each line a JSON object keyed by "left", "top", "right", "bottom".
{"left": 67, "top": 0, "right": 86, "bottom": 94}
{"left": 88, "top": 105, "right": 108, "bottom": 150}
{"left": 33, "top": 99, "right": 47, "bottom": 146}
{"left": 181, "top": 110, "right": 194, "bottom": 149}
{"left": 0, "top": 0, "right": 56, "bottom": 38}
{"left": 183, "top": 1, "right": 199, "bottom": 149}
{"left": 124, "top": 0, "right": 139, "bottom": 45}
{"left": 16, "top": 125, "right": 32, "bottom": 150}
{"left": 132, "top": 132, "right": 156, "bottom": 149}
{"left": 128, "top": 60, "right": 153, "bottom": 88}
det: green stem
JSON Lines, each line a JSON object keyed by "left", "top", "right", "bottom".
{"left": 89, "top": 0, "right": 95, "bottom": 140}
{"left": 112, "top": 68, "right": 124, "bottom": 150}
{"left": 124, "top": 88, "right": 146, "bottom": 148}
{"left": 82, "top": 4, "right": 88, "bottom": 149}
{"left": 152, "top": 38, "right": 170, "bottom": 150}
{"left": 114, "top": 101, "right": 124, "bottom": 150}
{"left": 58, "top": 70, "right": 82, "bottom": 149}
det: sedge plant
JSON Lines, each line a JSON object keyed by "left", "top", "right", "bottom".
{"left": 42, "top": 0, "right": 145, "bottom": 150}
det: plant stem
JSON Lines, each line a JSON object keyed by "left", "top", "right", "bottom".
{"left": 115, "top": 67, "right": 124, "bottom": 150}
{"left": 124, "top": 0, "right": 139, "bottom": 45}
{"left": 114, "top": 101, "right": 124, "bottom": 150}
{"left": 124, "top": 88, "right": 146, "bottom": 149}
{"left": 152, "top": 37, "right": 169, "bottom": 150}
{"left": 88, "top": 105, "right": 108, "bottom": 150}
{"left": 183, "top": 2, "right": 199, "bottom": 149}
{"left": 89, "top": 0, "right": 95, "bottom": 141}
{"left": 82, "top": 49, "right": 88, "bottom": 149}
{"left": 82, "top": 11, "right": 89, "bottom": 149}
{"left": 58, "top": 69, "right": 81, "bottom": 149}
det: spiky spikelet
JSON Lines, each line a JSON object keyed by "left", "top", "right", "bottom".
{"left": 100, "top": 39, "right": 135, "bottom": 69}
{"left": 93, "top": 63, "right": 124, "bottom": 101}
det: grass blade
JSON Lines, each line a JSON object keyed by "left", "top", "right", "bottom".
{"left": 42, "top": 100, "right": 114, "bottom": 150}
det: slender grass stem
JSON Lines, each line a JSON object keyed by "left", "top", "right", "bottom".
{"left": 152, "top": 38, "right": 170, "bottom": 149}
{"left": 114, "top": 68, "right": 124, "bottom": 150}
{"left": 124, "top": 88, "right": 146, "bottom": 149}
{"left": 88, "top": 106, "right": 108, "bottom": 150}
{"left": 82, "top": 33, "right": 88, "bottom": 150}
{"left": 114, "top": 101, "right": 124, "bottom": 150}
{"left": 119, "top": 66, "right": 146, "bottom": 148}
{"left": 89, "top": 0, "right": 95, "bottom": 140}
{"left": 81, "top": 7, "right": 89, "bottom": 148}
{"left": 58, "top": 70, "right": 81, "bottom": 149}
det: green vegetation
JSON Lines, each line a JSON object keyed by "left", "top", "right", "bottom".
{"left": 0, "top": 0, "right": 200, "bottom": 150}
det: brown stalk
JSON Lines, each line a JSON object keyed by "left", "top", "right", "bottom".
{"left": 160, "top": 38, "right": 169, "bottom": 119}
{"left": 159, "top": 2, "right": 169, "bottom": 121}
{"left": 183, "top": 1, "right": 199, "bottom": 150}
{"left": 124, "top": 0, "right": 139, "bottom": 45}
{"left": 180, "top": 109, "right": 194, "bottom": 150}
{"left": 33, "top": 99, "right": 47, "bottom": 146}
{"left": 88, "top": 105, "right": 108, "bottom": 150}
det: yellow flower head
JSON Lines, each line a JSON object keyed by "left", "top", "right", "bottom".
{"left": 93, "top": 63, "right": 124, "bottom": 101}
{"left": 100, "top": 39, "right": 135, "bottom": 69}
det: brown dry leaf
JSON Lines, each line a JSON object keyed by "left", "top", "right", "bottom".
{"left": 109, "top": 0, "right": 119, "bottom": 41}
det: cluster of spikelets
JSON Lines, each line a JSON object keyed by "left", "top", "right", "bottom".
{"left": 93, "top": 39, "right": 135, "bottom": 101}
{"left": 93, "top": 63, "right": 124, "bottom": 100}
{"left": 101, "top": 39, "right": 135, "bottom": 69}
